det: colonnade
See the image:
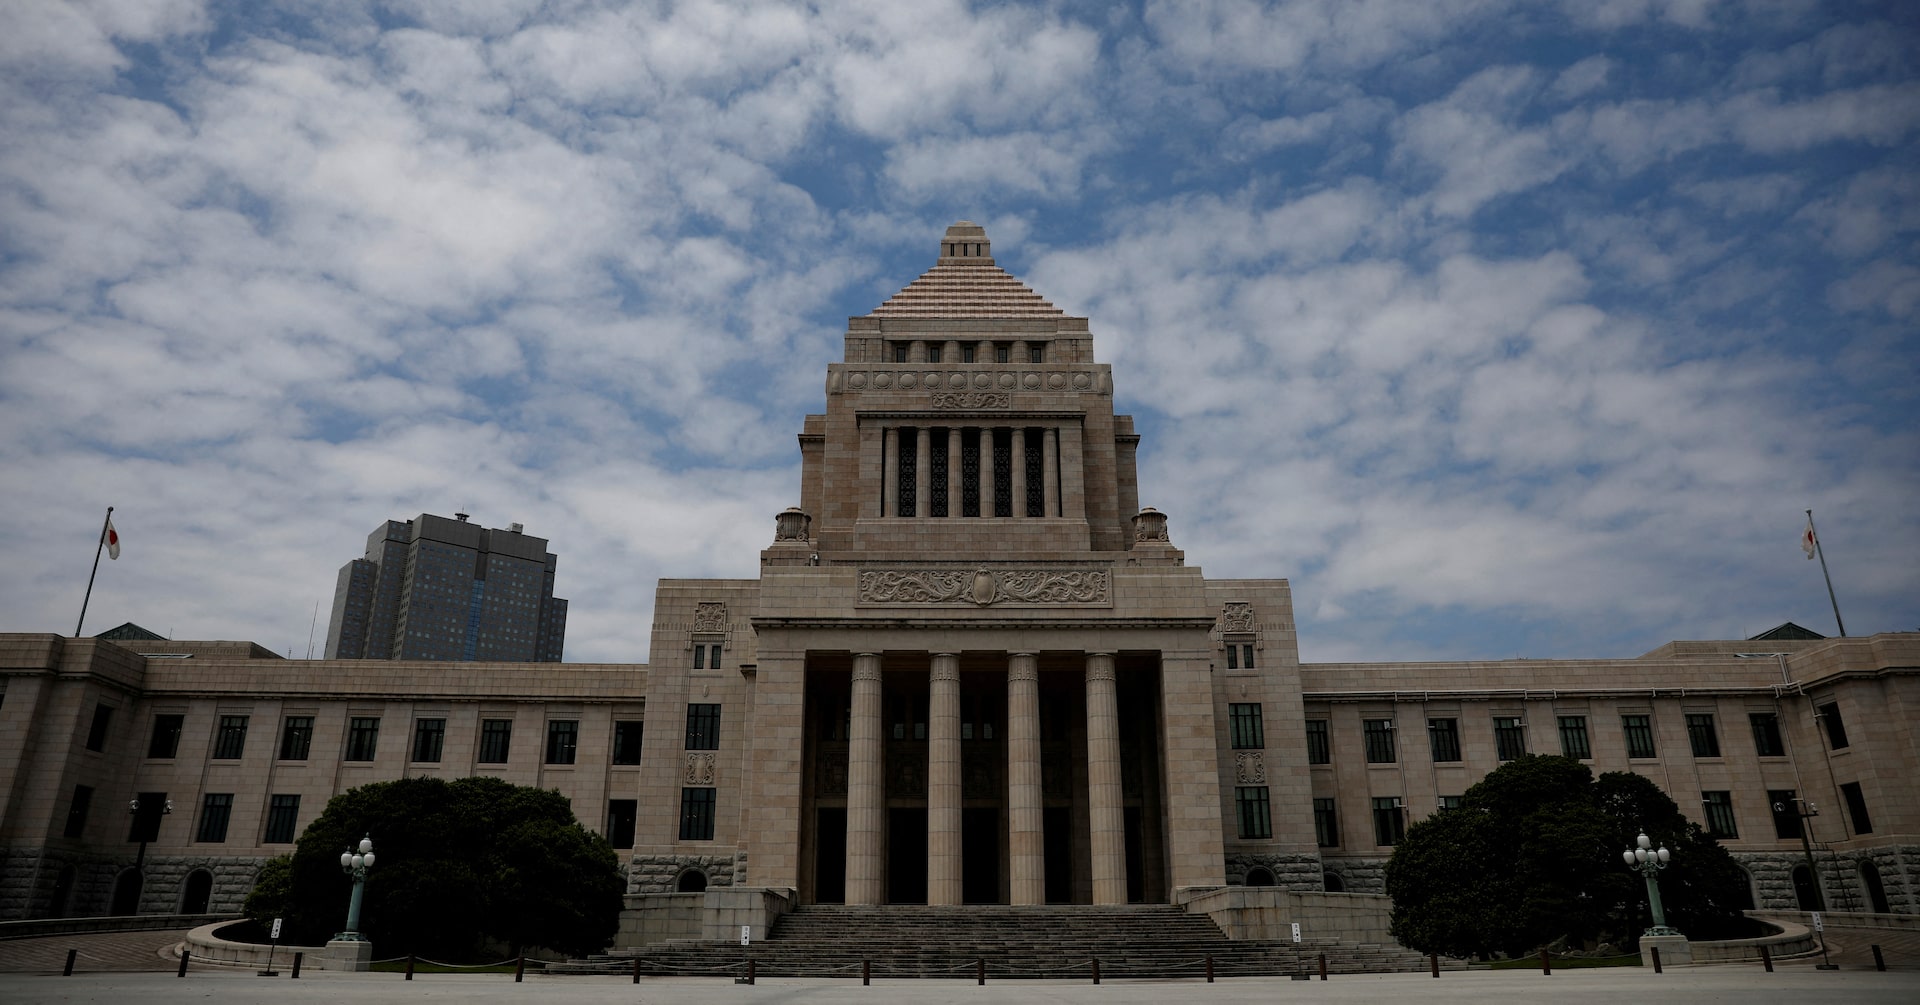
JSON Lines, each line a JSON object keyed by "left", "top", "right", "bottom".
{"left": 843, "top": 651, "right": 1129, "bottom": 905}
{"left": 881, "top": 425, "right": 1062, "bottom": 518}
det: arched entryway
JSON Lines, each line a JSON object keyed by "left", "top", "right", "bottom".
{"left": 677, "top": 869, "right": 708, "bottom": 893}
{"left": 1860, "top": 860, "right": 1890, "bottom": 914}
{"left": 1244, "top": 867, "right": 1275, "bottom": 887}
{"left": 1791, "top": 864, "right": 1821, "bottom": 911}
{"left": 1323, "top": 872, "right": 1346, "bottom": 892}
{"left": 109, "top": 868, "right": 143, "bottom": 916}
{"left": 180, "top": 870, "right": 213, "bottom": 914}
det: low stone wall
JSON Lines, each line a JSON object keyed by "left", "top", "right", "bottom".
{"left": 699, "top": 885, "right": 794, "bottom": 943}
{"left": 1179, "top": 887, "right": 1395, "bottom": 945}
{"left": 182, "top": 920, "right": 333, "bottom": 970}
{"left": 1688, "top": 916, "right": 1816, "bottom": 963}
{"left": 617, "top": 892, "right": 704, "bottom": 947}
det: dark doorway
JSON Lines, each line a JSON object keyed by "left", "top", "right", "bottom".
{"left": 1861, "top": 860, "right": 1890, "bottom": 914}
{"left": 888, "top": 808, "right": 927, "bottom": 904}
{"left": 815, "top": 808, "right": 846, "bottom": 904}
{"left": 1245, "top": 867, "right": 1275, "bottom": 887}
{"left": 180, "top": 870, "right": 212, "bottom": 914}
{"left": 1123, "top": 807, "right": 1145, "bottom": 903}
{"left": 677, "top": 870, "right": 708, "bottom": 893}
{"left": 1043, "top": 807, "right": 1073, "bottom": 903}
{"left": 962, "top": 808, "right": 1000, "bottom": 904}
{"left": 110, "top": 868, "right": 142, "bottom": 916}
{"left": 1323, "top": 872, "right": 1346, "bottom": 892}
{"left": 1792, "top": 864, "right": 1822, "bottom": 911}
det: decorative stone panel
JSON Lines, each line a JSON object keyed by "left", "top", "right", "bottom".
{"left": 1324, "top": 858, "right": 1388, "bottom": 894}
{"left": 1234, "top": 750, "right": 1266, "bottom": 784}
{"left": 625, "top": 853, "right": 740, "bottom": 894}
{"left": 931, "top": 392, "right": 1010, "bottom": 409}
{"left": 858, "top": 568, "right": 1110, "bottom": 607}
{"left": 692, "top": 603, "right": 728, "bottom": 633}
{"left": 1221, "top": 602, "right": 1254, "bottom": 633}
{"left": 684, "top": 752, "right": 717, "bottom": 785}
{"left": 886, "top": 748, "right": 927, "bottom": 798}
{"left": 816, "top": 742, "right": 848, "bottom": 796}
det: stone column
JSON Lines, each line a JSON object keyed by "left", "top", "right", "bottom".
{"left": 1007, "top": 652, "right": 1044, "bottom": 904}
{"left": 980, "top": 428, "right": 997, "bottom": 518}
{"left": 914, "top": 426, "right": 930, "bottom": 519}
{"left": 1010, "top": 427, "right": 1028, "bottom": 519}
{"left": 1085, "top": 652, "right": 1126, "bottom": 904}
{"left": 881, "top": 427, "right": 898, "bottom": 518}
{"left": 946, "top": 426, "right": 963, "bottom": 519}
{"left": 928, "top": 653, "right": 962, "bottom": 905}
{"left": 1042, "top": 426, "right": 1059, "bottom": 517}
{"left": 847, "top": 653, "right": 884, "bottom": 905}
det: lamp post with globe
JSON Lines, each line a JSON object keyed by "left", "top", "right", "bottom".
{"left": 335, "top": 836, "right": 376, "bottom": 942}
{"left": 1623, "top": 832, "right": 1681, "bottom": 937}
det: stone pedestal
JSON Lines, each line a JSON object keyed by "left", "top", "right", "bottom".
{"left": 326, "top": 939, "right": 373, "bottom": 971}
{"left": 1639, "top": 933, "right": 1691, "bottom": 968}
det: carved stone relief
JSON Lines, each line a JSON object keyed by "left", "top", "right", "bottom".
{"left": 1221, "top": 602, "right": 1255, "bottom": 633}
{"left": 692, "top": 602, "right": 728, "bottom": 633}
{"left": 858, "top": 568, "right": 1110, "bottom": 607}
{"left": 685, "top": 752, "right": 717, "bottom": 786}
{"left": 1234, "top": 750, "right": 1266, "bottom": 784}
{"left": 931, "top": 392, "right": 1011, "bottom": 409}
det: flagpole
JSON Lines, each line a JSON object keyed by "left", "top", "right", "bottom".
{"left": 1804, "top": 507, "right": 1835, "bottom": 641}
{"left": 74, "top": 507, "right": 112, "bottom": 641}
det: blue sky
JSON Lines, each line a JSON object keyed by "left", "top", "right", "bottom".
{"left": 3, "top": 1, "right": 1915, "bottom": 664}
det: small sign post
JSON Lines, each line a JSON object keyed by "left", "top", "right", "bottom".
{"left": 740, "top": 925, "right": 751, "bottom": 946}
{"left": 258, "top": 918, "right": 283, "bottom": 977}
{"left": 1812, "top": 911, "right": 1838, "bottom": 970}
{"left": 1290, "top": 922, "right": 1302, "bottom": 943}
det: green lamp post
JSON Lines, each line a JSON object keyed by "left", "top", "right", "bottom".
{"left": 335, "top": 835, "right": 375, "bottom": 942}
{"left": 1622, "top": 831, "right": 1681, "bottom": 937}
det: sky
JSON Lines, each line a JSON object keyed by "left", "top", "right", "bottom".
{"left": 2, "top": 1, "right": 1916, "bottom": 665}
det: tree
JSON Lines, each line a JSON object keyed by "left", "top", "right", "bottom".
{"left": 272, "top": 776, "right": 624, "bottom": 959}
{"left": 1386, "top": 755, "right": 1747, "bottom": 959}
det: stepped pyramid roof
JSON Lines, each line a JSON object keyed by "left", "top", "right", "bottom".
{"left": 865, "top": 221, "right": 1069, "bottom": 318}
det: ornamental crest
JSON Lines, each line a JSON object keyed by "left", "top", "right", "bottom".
{"left": 1221, "top": 602, "right": 1254, "bottom": 633}
{"left": 858, "top": 568, "right": 1110, "bottom": 607}
{"left": 684, "top": 752, "right": 717, "bottom": 785}
{"left": 931, "top": 391, "right": 1011, "bottom": 409}
{"left": 1234, "top": 750, "right": 1266, "bottom": 784}
{"left": 692, "top": 602, "right": 728, "bottom": 632}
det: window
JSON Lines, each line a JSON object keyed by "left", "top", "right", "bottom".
{"left": 1235, "top": 786, "right": 1272, "bottom": 839}
{"left": 1313, "top": 797, "right": 1339, "bottom": 847}
{"left": 679, "top": 787, "right": 716, "bottom": 840}
{"left": 1306, "top": 720, "right": 1331, "bottom": 764}
{"left": 994, "top": 344, "right": 1010, "bottom": 363}
{"left": 345, "top": 717, "right": 380, "bottom": 761}
{"left": 147, "top": 714, "right": 184, "bottom": 758}
{"left": 1816, "top": 701, "right": 1849, "bottom": 750}
{"left": 1028, "top": 345, "right": 1044, "bottom": 363}
{"left": 478, "top": 719, "right": 513, "bottom": 763}
{"left": 1439, "top": 795, "right": 1464, "bottom": 811}
{"left": 63, "top": 785, "right": 93, "bottom": 839}
{"left": 892, "top": 343, "right": 908, "bottom": 363}
{"left": 212, "top": 715, "right": 249, "bottom": 759}
{"left": 961, "top": 345, "right": 975, "bottom": 363}
{"left": 546, "top": 720, "right": 579, "bottom": 764}
{"left": 196, "top": 794, "right": 233, "bottom": 843}
{"left": 412, "top": 718, "right": 445, "bottom": 763}
{"left": 693, "top": 642, "right": 724, "bottom": 669}
{"left": 1427, "top": 718, "right": 1461, "bottom": 762}
{"left": 607, "top": 799, "right": 637, "bottom": 849}
{"left": 1363, "top": 719, "right": 1396, "bottom": 763}
{"left": 264, "top": 794, "right": 300, "bottom": 844}
{"left": 1229, "top": 703, "right": 1265, "bottom": 749}
{"left": 1840, "top": 782, "right": 1873, "bottom": 835}
{"left": 1750, "top": 712, "right": 1785, "bottom": 757}
{"left": 85, "top": 703, "right": 113, "bottom": 752}
{"left": 1622, "top": 714, "right": 1656, "bottom": 758}
{"left": 1769, "top": 789, "right": 1802, "bottom": 839}
{"left": 926, "top": 345, "right": 942, "bottom": 363}
{"left": 686, "top": 703, "right": 721, "bottom": 750}
{"left": 279, "top": 716, "right": 313, "bottom": 761}
{"left": 1224, "top": 643, "right": 1255, "bottom": 669}
{"left": 1558, "top": 715, "right": 1591, "bottom": 759}
{"left": 1686, "top": 713, "right": 1720, "bottom": 757}
{"left": 613, "top": 720, "right": 644, "bottom": 765}
{"left": 1493, "top": 717, "right": 1526, "bottom": 761}
{"left": 1372, "top": 796, "right": 1405, "bottom": 846}
{"left": 1702, "top": 791, "right": 1738, "bottom": 839}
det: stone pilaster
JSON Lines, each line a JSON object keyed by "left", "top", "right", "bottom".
{"left": 846, "top": 653, "right": 884, "bottom": 904}
{"left": 1006, "top": 653, "right": 1043, "bottom": 905}
{"left": 1085, "top": 651, "right": 1126, "bottom": 904}
{"left": 927, "top": 653, "right": 962, "bottom": 905}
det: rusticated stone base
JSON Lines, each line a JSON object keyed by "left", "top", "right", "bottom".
{"left": 624, "top": 851, "right": 743, "bottom": 894}
{"left": 1321, "top": 858, "right": 1388, "bottom": 894}
{"left": 0, "top": 846, "right": 268, "bottom": 919}
{"left": 1735, "top": 845, "right": 1919, "bottom": 914}
{"left": 1224, "top": 852, "right": 1325, "bottom": 891}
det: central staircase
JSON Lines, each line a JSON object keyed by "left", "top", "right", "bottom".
{"left": 550, "top": 904, "right": 1458, "bottom": 979}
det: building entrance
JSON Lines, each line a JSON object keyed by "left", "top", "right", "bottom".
{"left": 888, "top": 808, "right": 928, "bottom": 903}
{"left": 963, "top": 807, "right": 1001, "bottom": 903}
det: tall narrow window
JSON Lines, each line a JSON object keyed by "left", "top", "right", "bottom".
{"left": 1558, "top": 715, "right": 1591, "bottom": 758}
{"left": 1235, "top": 786, "right": 1272, "bottom": 839}
{"left": 1363, "top": 719, "right": 1396, "bottom": 763}
{"left": 64, "top": 785, "right": 93, "bottom": 839}
{"left": 991, "top": 428, "right": 1012, "bottom": 516}
{"left": 1225, "top": 643, "right": 1255, "bottom": 669}
{"left": 1622, "top": 714, "right": 1656, "bottom": 758}
{"left": 1493, "top": 716, "right": 1526, "bottom": 761}
{"left": 961, "top": 344, "right": 975, "bottom": 363}
{"left": 607, "top": 799, "right": 638, "bottom": 849}
{"left": 612, "top": 720, "right": 644, "bottom": 765}
{"left": 1769, "top": 789, "right": 1802, "bottom": 839}
{"left": 344, "top": 717, "right": 379, "bottom": 761}
{"left": 994, "top": 343, "right": 1010, "bottom": 363}
{"left": 478, "top": 719, "right": 512, "bottom": 763}
{"left": 1840, "top": 781, "right": 1873, "bottom": 835}
{"left": 212, "top": 715, "right": 249, "bottom": 759}
{"left": 892, "top": 343, "right": 909, "bottom": 362}
{"left": 925, "top": 345, "right": 942, "bottom": 363}
{"left": 264, "top": 794, "right": 301, "bottom": 844}
{"left": 686, "top": 703, "right": 721, "bottom": 750}
{"left": 1427, "top": 718, "right": 1461, "bottom": 762}
{"left": 1702, "top": 791, "right": 1738, "bottom": 838}
{"left": 1371, "top": 797, "right": 1405, "bottom": 846}
{"left": 196, "top": 794, "right": 233, "bottom": 843}
{"left": 1313, "top": 797, "right": 1339, "bottom": 847}
{"left": 1229, "top": 703, "right": 1265, "bottom": 749}
{"left": 148, "top": 714, "right": 184, "bottom": 758}
{"left": 1686, "top": 713, "right": 1721, "bottom": 757}
{"left": 546, "top": 720, "right": 579, "bottom": 765}
{"left": 1816, "top": 701, "right": 1849, "bottom": 749}
{"left": 679, "top": 788, "right": 716, "bottom": 840}
{"left": 960, "top": 428, "right": 981, "bottom": 517}
{"left": 1023, "top": 427, "right": 1044, "bottom": 516}
{"left": 929, "top": 428, "right": 950, "bottom": 517}
{"left": 279, "top": 716, "right": 313, "bottom": 761}
{"left": 1305, "top": 720, "right": 1331, "bottom": 765}
{"left": 897, "top": 426, "right": 917, "bottom": 517}
{"left": 412, "top": 718, "right": 445, "bottom": 763}
{"left": 1750, "top": 712, "right": 1785, "bottom": 756}
{"left": 85, "top": 703, "right": 114, "bottom": 752}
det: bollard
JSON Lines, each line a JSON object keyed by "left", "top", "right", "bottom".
{"left": 515, "top": 954, "right": 525, "bottom": 983}
{"left": 178, "top": 949, "right": 190, "bottom": 977}
{"left": 1872, "top": 944, "right": 1886, "bottom": 972}
{"left": 1206, "top": 954, "right": 1214, "bottom": 983}
{"left": 1651, "top": 945, "right": 1663, "bottom": 974}
{"left": 1318, "top": 952, "right": 1327, "bottom": 980}
{"left": 64, "top": 948, "right": 77, "bottom": 976}
{"left": 748, "top": 958, "right": 756, "bottom": 985}
{"left": 292, "top": 952, "right": 303, "bottom": 979}
{"left": 1541, "top": 949, "right": 1551, "bottom": 975}
{"left": 1760, "top": 944, "right": 1773, "bottom": 972}
{"left": 977, "top": 958, "right": 985, "bottom": 985}
{"left": 863, "top": 959, "right": 871, "bottom": 986}
{"left": 406, "top": 954, "right": 415, "bottom": 980}
{"left": 1430, "top": 952, "right": 1439, "bottom": 978}
{"left": 632, "top": 957, "right": 641, "bottom": 984}
{"left": 1092, "top": 958, "right": 1100, "bottom": 985}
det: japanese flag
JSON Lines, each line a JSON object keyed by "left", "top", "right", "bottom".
{"left": 105, "top": 517, "right": 120, "bottom": 560}
{"left": 1801, "top": 516, "right": 1816, "bottom": 560}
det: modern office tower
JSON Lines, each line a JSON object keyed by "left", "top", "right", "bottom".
{"left": 323, "top": 512, "right": 567, "bottom": 662}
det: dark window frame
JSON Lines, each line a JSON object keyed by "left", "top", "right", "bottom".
{"left": 344, "top": 717, "right": 380, "bottom": 762}
{"left": 1313, "top": 797, "right": 1339, "bottom": 847}
{"left": 1371, "top": 796, "right": 1405, "bottom": 846}
{"left": 1427, "top": 718, "right": 1461, "bottom": 763}
{"left": 478, "top": 719, "right": 513, "bottom": 763}
{"left": 1235, "top": 786, "right": 1273, "bottom": 839}
{"left": 196, "top": 793, "right": 233, "bottom": 843}
{"left": 212, "top": 715, "right": 249, "bottom": 760}
{"left": 1305, "top": 720, "right": 1331, "bottom": 765}
{"left": 607, "top": 799, "right": 638, "bottom": 849}
{"left": 1229, "top": 703, "right": 1265, "bottom": 750}
{"left": 1840, "top": 781, "right": 1873, "bottom": 835}
{"left": 1686, "top": 713, "right": 1721, "bottom": 758}
{"left": 1558, "top": 715, "right": 1591, "bottom": 759}
{"left": 1769, "top": 789, "right": 1803, "bottom": 840}
{"left": 1363, "top": 719, "right": 1396, "bottom": 763}
{"left": 412, "top": 718, "right": 446, "bottom": 763}
{"left": 263, "top": 794, "right": 301, "bottom": 844}
{"left": 686, "top": 703, "right": 721, "bottom": 751}
{"left": 545, "top": 719, "right": 580, "bottom": 765}
{"left": 1493, "top": 716, "right": 1526, "bottom": 761}
{"left": 85, "top": 703, "right": 114, "bottom": 752}
{"left": 1816, "top": 702, "right": 1849, "bottom": 750}
{"left": 279, "top": 716, "right": 313, "bottom": 761}
{"left": 147, "top": 714, "right": 184, "bottom": 759}
{"left": 679, "top": 787, "right": 716, "bottom": 841}
{"left": 1702, "top": 790, "right": 1738, "bottom": 839}
{"left": 1750, "top": 712, "right": 1785, "bottom": 757}
{"left": 612, "top": 720, "right": 644, "bottom": 765}
{"left": 1622, "top": 714, "right": 1656, "bottom": 759}
{"left": 64, "top": 784, "right": 93, "bottom": 839}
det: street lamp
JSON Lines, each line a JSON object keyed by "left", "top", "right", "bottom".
{"left": 335, "top": 835, "right": 376, "bottom": 942}
{"left": 1622, "top": 832, "right": 1681, "bottom": 937}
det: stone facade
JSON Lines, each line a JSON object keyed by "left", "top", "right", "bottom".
{"left": 0, "top": 223, "right": 1915, "bottom": 947}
